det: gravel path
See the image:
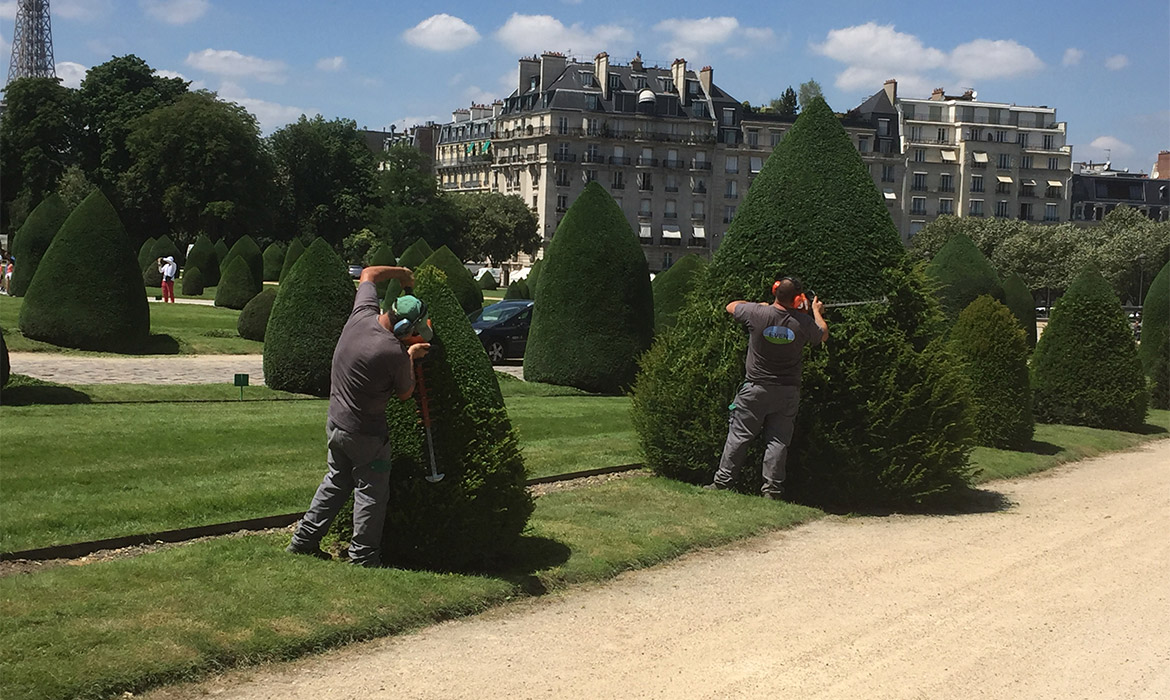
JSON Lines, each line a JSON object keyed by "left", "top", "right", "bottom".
{"left": 147, "top": 440, "right": 1170, "bottom": 700}
{"left": 8, "top": 352, "right": 265, "bottom": 385}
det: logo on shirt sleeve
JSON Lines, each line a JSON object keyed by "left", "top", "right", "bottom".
{"left": 763, "top": 325, "right": 796, "bottom": 344}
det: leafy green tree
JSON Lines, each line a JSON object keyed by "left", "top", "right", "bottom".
{"left": 798, "top": 79, "right": 823, "bottom": 111}
{"left": 1095, "top": 206, "right": 1169, "bottom": 303}
{"left": 8, "top": 193, "right": 69, "bottom": 297}
{"left": 214, "top": 238, "right": 229, "bottom": 264}
{"left": 263, "top": 238, "right": 355, "bottom": 396}
{"left": 477, "top": 269, "right": 497, "bottom": 290}
{"left": 372, "top": 144, "right": 463, "bottom": 256}
{"left": 237, "top": 287, "right": 277, "bottom": 341}
{"left": 770, "top": 86, "right": 798, "bottom": 117}
{"left": 181, "top": 266, "right": 204, "bottom": 296}
{"left": 1032, "top": 268, "right": 1147, "bottom": 430}
{"left": 137, "top": 237, "right": 157, "bottom": 273}
{"left": 1001, "top": 272, "right": 1038, "bottom": 347}
{"left": 0, "top": 77, "right": 80, "bottom": 232}
{"left": 18, "top": 190, "right": 149, "bottom": 352}
{"left": 185, "top": 235, "right": 219, "bottom": 286}
{"left": 214, "top": 257, "right": 257, "bottom": 310}
{"left": 55, "top": 165, "right": 96, "bottom": 211}
{"left": 503, "top": 278, "right": 530, "bottom": 300}
{"left": 278, "top": 238, "right": 305, "bottom": 282}
{"left": 397, "top": 238, "right": 434, "bottom": 270}
{"left": 451, "top": 191, "right": 540, "bottom": 264}
{"left": 120, "top": 91, "right": 276, "bottom": 249}
{"left": 419, "top": 245, "right": 482, "bottom": 314}
{"left": 1139, "top": 259, "right": 1169, "bottom": 379}
{"left": 925, "top": 233, "right": 1005, "bottom": 323}
{"left": 525, "top": 259, "right": 543, "bottom": 300}
{"left": 651, "top": 253, "right": 707, "bottom": 332}
{"left": 524, "top": 182, "right": 654, "bottom": 394}
{"left": 341, "top": 227, "right": 378, "bottom": 265}
{"left": 262, "top": 242, "right": 285, "bottom": 282}
{"left": 269, "top": 115, "right": 379, "bottom": 246}
{"left": 367, "top": 244, "right": 398, "bottom": 300}
{"left": 218, "top": 235, "right": 263, "bottom": 298}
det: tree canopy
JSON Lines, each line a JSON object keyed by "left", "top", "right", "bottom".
{"left": 372, "top": 144, "right": 463, "bottom": 256}
{"left": 0, "top": 77, "right": 79, "bottom": 231}
{"left": 450, "top": 191, "right": 540, "bottom": 264}
{"left": 769, "top": 86, "right": 798, "bottom": 117}
{"left": 798, "top": 79, "right": 824, "bottom": 111}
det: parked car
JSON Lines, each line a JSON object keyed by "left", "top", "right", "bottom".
{"left": 348, "top": 264, "right": 363, "bottom": 279}
{"left": 468, "top": 300, "right": 534, "bottom": 363}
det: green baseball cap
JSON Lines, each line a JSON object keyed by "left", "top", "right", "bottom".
{"left": 393, "top": 295, "right": 433, "bottom": 341}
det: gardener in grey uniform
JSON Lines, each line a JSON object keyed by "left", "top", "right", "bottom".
{"left": 707, "top": 276, "right": 828, "bottom": 500}
{"left": 288, "top": 265, "right": 431, "bottom": 567}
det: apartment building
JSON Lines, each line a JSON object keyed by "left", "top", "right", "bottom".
{"left": 857, "top": 81, "right": 1072, "bottom": 239}
{"left": 435, "top": 103, "right": 499, "bottom": 194}
{"left": 1070, "top": 160, "right": 1169, "bottom": 222}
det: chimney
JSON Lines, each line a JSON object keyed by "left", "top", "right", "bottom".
{"left": 930, "top": 87, "right": 946, "bottom": 101}
{"left": 1155, "top": 150, "right": 1170, "bottom": 179}
{"left": 470, "top": 104, "right": 491, "bottom": 120}
{"left": 492, "top": 100, "right": 503, "bottom": 119}
{"left": 699, "top": 65, "right": 713, "bottom": 98}
{"left": 453, "top": 108, "right": 470, "bottom": 123}
{"left": 883, "top": 79, "right": 897, "bottom": 105}
{"left": 518, "top": 55, "right": 539, "bottom": 94}
{"left": 671, "top": 58, "right": 687, "bottom": 104}
{"left": 595, "top": 52, "right": 610, "bottom": 100}
{"left": 540, "top": 51, "right": 567, "bottom": 91}
{"left": 630, "top": 51, "right": 643, "bottom": 72}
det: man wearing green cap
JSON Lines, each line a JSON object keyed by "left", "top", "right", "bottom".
{"left": 288, "top": 265, "right": 431, "bottom": 567}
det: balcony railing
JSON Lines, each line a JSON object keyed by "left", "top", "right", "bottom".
{"left": 664, "top": 186, "right": 679, "bottom": 193}
{"left": 636, "top": 157, "right": 659, "bottom": 166}
{"left": 555, "top": 179, "right": 570, "bottom": 188}
{"left": 638, "top": 184, "right": 654, "bottom": 192}
{"left": 663, "top": 212, "right": 677, "bottom": 220}
{"left": 691, "top": 161, "right": 713, "bottom": 171}
{"left": 553, "top": 153, "right": 577, "bottom": 162}
{"left": 690, "top": 213, "right": 706, "bottom": 221}
{"left": 938, "top": 186, "right": 955, "bottom": 193}
{"left": 609, "top": 156, "right": 632, "bottom": 165}
{"left": 693, "top": 185, "right": 707, "bottom": 194}
{"left": 611, "top": 182, "right": 625, "bottom": 189}
{"left": 582, "top": 154, "right": 604, "bottom": 163}
{"left": 663, "top": 159, "right": 685, "bottom": 168}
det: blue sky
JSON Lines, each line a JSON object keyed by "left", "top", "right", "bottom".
{"left": 3, "top": 0, "right": 1167, "bottom": 174}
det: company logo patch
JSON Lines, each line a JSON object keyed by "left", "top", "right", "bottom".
{"left": 763, "top": 325, "right": 796, "bottom": 344}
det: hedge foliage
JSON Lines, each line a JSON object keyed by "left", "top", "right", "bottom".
{"left": 213, "top": 238, "right": 229, "bottom": 266}
{"left": 9, "top": 193, "right": 69, "bottom": 297}
{"left": 503, "top": 278, "right": 530, "bottom": 300}
{"left": 1, "top": 330, "right": 9, "bottom": 388}
{"left": 1139, "top": 259, "right": 1168, "bottom": 378}
{"left": 263, "top": 237, "right": 355, "bottom": 396}
{"left": 278, "top": 238, "right": 305, "bottom": 282}
{"left": 1149, "top": 324, "right": 1169, "bottom": 410}
{"left": 237, "top": 286, "right": 277, "bottom": 341}
{"left": 367, "top": 244, "right": 398, "bottom": 301}
{"left": 181, "top": 266, "right": 204, "bottom": 296}
{"left": 143, "top": 236, "right": 179, "bottom": 287}
{"left": 477, "top": 269, "right": 497, "bottom": 290}
{"left": 925, "top": 233, "right": 1004, "bottom": 323}
{"left": 220, "top": 235, "right": 263, "bottom": 298}
{"left": 379, "top": 265, "right": 533, "bottom": 569}
{"left": 419, "top": 245, "right": 482, "bottom": 314}
{"left": 523, "top": 183, "right": 653, "bottom": 394}
{"left": 262, "top": 242, "right": 285, "bottom": 282}
{"left": 632, "top": 97, "right": 973, "bottom": 508}
{"left": 949, "top": 295, "right": 1033, "bottom": 448}
{"left": 396, "top": 238, "right": 433, "bottom": 270}
{"left": 526, "top": 259, "right": 543, "bottom": 300}
{"left": 1001, "top": 272, "right": 1037, "bottom": 348}
{"left": 651, "top": 253, "right": 707, "bottom": 332}
{"left": 213, "top": 256, "right": 257, "bottom": 310}
{"left": 137, "top": 236, "right": 157, "bottom": 273}
{"left": 18, "top": 190, "right": 150, "bottom": 352}
{"left": 185, "top": 235, "right": 219, "bottom": 287}
{"left": 1032, "top": 268, "right": 1147, "bottom": 430}
{"left": 152, "top": 235, "right": 181, "bottom": 265}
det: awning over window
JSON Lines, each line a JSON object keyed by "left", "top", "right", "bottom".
{"left": 639, "top": 224, "right": 652, "bottom": 238}
{"left": 883, "top": 189, "right": 897, "bottom": 200}
{"left": 1023, "top": 179, "right": 1037, "bottom": 187}
{"left": 941, "top": 150, "right": 957, "bottom": 162}
{"left": 691, "top": 225, "right": 706, "bottom": 238}
{"left": 662, "top": 225, "right": 682, "bottom": 239}
{"left": 1047, "top": 180, "right": 1063, "bottom": 187}
{"left": 973, "top": 151, "right": 989, "bottom": 163}
{"left": 997, "top": 175, "right": 1013, "bottom": 183}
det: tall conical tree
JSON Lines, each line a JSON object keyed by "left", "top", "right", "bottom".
{"left": 526, "top": 258, "right": 544, "bottom": 300}
{"left": 1001, "top": 272, "right": 1038, "bottom": 348}
{"left": 261, "top": 242, "right": 285, "bottom": 282}
{"left": 367, "top": 243, "right": 398, "bottom": 300}
{"left": 213, "top": 256, "right": 257, "bottom": 309}
{"left": 380, "top": 265, "right": 533, "bottom": 569}
{"left": 219, "top": 235, "right": 263, "bottom": 298}
{"left": 925, "top": 232, "right": 1005, "bottom": 323}
{"left": 151, "top": 235, "right": 181, "bottom": 265}
{"left": 632, "top": 97, "right": 973, "bottom": 507}
{"left": 523, "top": 182, "right": 654, "bottom": 394}
{"left": 263, "top": 238, "right": 355, "bottom": 396}
{"left": 137, "top": 236, "right": 158, "bottom": 273}
{"left": 397, "top": 238, "right": 434, "bottom": 270}
{"left": 1138, "top": 259, "right": 1168, "bottom": 378}
{"left": 185, "top": 234, "right": 220, "bottom": 287}
{"left": 213, "top": 238, "right": 229, "bottom": 265}
{"left": 1032, "top": 267, "right": 1147, "bottom": 430}
{"left": 278, "top": 238, "right": 306, "bottom": 282}
{"left": 651, "top": 252, "right": 707, "bottom": 332}
{"left": 9, "top": 193, "right": 69, "bottom": 297}
{"left": 19, "top": 190, "right": 150, "bottom": 352}
{"left": 419, "top": 245, "right": 483, "bottom": 314}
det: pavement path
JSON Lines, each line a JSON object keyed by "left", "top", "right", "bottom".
{"left": 8, "top": 352, "right": 265, "bottom": 385}
{"left": 149, "top": 440, "right": 1170, "bottom": 700}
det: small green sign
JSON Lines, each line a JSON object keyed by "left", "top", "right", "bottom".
{"left": 234, "top": 374, "right": 249, "bottom": 387}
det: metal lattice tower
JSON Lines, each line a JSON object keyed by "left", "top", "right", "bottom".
{"left": 7, "top": 0, "right": 55, "bottom": 84}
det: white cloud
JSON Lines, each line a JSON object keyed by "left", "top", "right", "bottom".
{"left": 464, "top": 85, "right": 498, "bottom": 105}
{"left": 56, "top": 61, "right": 88, "bottom": 89}
{"left": 727, "top": 26, "right": 780, "bottom": 58}
{"left": 655, "top": 16, "right": 740, "bottom": 54}
{"left": 1062, "top": 47, "right": 1083, "bottom": 67}
{"left": 383, "top": 115, "right": 442, "bottom": 133}
{"left": 316, "top": 56, "right": 345, "bottom": 72}
{"left": 404, "top": 14, "right": 480, "bottom": 51}
{"left": 54, "top": 0, "right": 113, "bottom": 21}
{"left": 1086, "top": 135, "right": 1135, "bottom": 160}
{"left": 950, "top": 39, "right": 1043, "bottom": 81}
{"left": 185, "top": 48, "right": 287, "bottom": 84}
{"left": 140, "top": 0, "right": 208, "bottom": 25}
{"left": 216, "top": 82, "right": 313, "bottom": 133}
{"left": 1105, "top": 54, "right": 1129, "bottom": 70}
{"left": 494, "top": 13, "right": 632, "bottom": 56}
{"left": 0, "top": 2, "right": 16, "bottom": 20}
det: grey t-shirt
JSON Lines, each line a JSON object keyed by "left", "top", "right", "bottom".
{"left": 735, "top": 302, "right": 823, "bottom": 386}
{"left": 327, "top": 282, "right": 413, "bottom": 436}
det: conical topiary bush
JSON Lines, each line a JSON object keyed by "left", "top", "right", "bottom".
{"left": 138, "top": 236, "right": 158, "bottom": 274}
{"left": 396, "top": 238, "right": 433, "bottom": 270}
{"left": 526, "top": 259, "right": 543, "bottom": 300}
{"left": 477, "top": 269, "right": 497, "bottom": 290}
{"left": 1139, "top": 259, "right": 1168, "bottom": 378}
{"left": 1032, "top": 268, "right": 1147, "bottom": 430}
{"left": 1002, "top": 272, "right": 1038, "bottom": 348}
{"left": 9, "top": 193, "right": 69, "bottom": 297}
{"left": 368, "top": 243, "right": 398, "bottom": 301}
{"left": 237, "top": 286, "right": 277, "bottom": 341}
{"left": 379, "top": 265, "right": 533, "bottom": 570}
{"left": 523, "top": 182, "right": 653, "bottom": 394}
{"left": 419, "top": 245, "right": 482, "bottom": 314}
{"left": 651, "top": 253, "right": 707, "bottom": 332}
{"left": 18, "top": 190, "right": 150, "bottom": 352}
{"left": 1148, "top": 324, "right": 1169, "bottom": 410}
{"left": 144, "top": 236, "right": 180, "bottom": 287}
{"left": 219, "top": 235, "right": 263, "bottom": 298}
{"left": 631, "top": 97, "right": 973, "bottom": 507}
{"left": 262, "top": 242, "right": 285, "bottom": 282}
{"left": 185, "top": 235, "right": 219, "bottom": 287}
{"left": 949, "top": 295, "right": 1033, "bottom": 448}
{"left": 181, "top": 266, "right": 204, "bottom": 296}
{"left": 214, "top": 238, "right": 229, "bottom": 266}
{"left": 1, "top": 330, "right": 9, "bottom": 388}
{"left": 925, "top": 232, "right": 1004, "bottom": 323}
{"left": 503, "top": 278, "right": 530, "bottom": 300}
{"left": 152, "top": 235, "right": 181, "bottom": 265}
{"left": 263, "top": 238, "right": 355, "bottom": 396}
{"left": 214, "top": 256, "right": 257, "bottom": 310}
{"left": 278, "top": 238, "right": 305, "bottom": 282}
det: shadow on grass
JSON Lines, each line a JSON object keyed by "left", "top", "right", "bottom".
{"left": 1020, "top": 439, "right": 1062, "bottom": 456}
{"left": 0, "top": 382, "right": 93, "bottom": 406}
{"left": 451, "top": 535, "right": 573, "bottom": 596}
{"left": 804, "top": 486, "right": 1013, "bottom": 518}
{"left": 1131, "top": 422, "right": 1168, "bottom": 436}
{"left": 129, "top": 334, "right": 183, "bottom": 355}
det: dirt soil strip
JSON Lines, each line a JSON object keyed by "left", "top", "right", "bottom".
{"left": 148, "top": 441, "right": 1170, "bottom": 700}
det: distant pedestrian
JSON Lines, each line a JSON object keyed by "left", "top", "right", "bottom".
{"left": 1, "top": 257, "right": 13, "bottom": 295}
{"left": 158, "top": 256, "right": 177, "bottom": 303}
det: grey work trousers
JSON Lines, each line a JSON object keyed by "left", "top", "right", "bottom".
{"left": 291, "top": 421, "right": 392, "bottom": 566}
{"left": 713, "top": 382, "right": 801, "bottom": 496}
